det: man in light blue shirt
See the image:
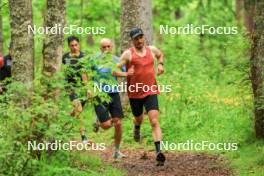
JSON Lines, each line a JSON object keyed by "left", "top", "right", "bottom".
{"left": 90, "top": 38, "right": 128, "bottom": 158}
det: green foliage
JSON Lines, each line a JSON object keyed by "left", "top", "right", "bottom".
{"left": 0, "top": 0, "right": 263, "bottom": 175}
{"left": 0, "top": 76, "right": 74, "bottom": 175}
{"left": 0, "top": 74, "right": 123, "bottom": 175}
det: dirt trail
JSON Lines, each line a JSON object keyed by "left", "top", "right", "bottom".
{"left": 99, "top": 148, "right": 233, "bottom": 176}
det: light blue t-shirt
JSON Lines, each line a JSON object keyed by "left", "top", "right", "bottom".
{"left": 91, "top": 53, "right": 126, "bottom": 93}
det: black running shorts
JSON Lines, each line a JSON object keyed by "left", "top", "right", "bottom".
{"left": 129, "top": 94, "right": 159, "bottom": 117}
{"left": 94, "top": 93, "right": 124, "bottom": 123}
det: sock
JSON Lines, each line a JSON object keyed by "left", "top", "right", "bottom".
{"left": 115, "top": 144, "right": 120, "bottom": 152}
{"left": 135, "top": 125, "right": 140, "bottom": 130}
{"left": 81, "top": 135, "right": 87, "bottom": 141}
{"left": 154, "top": 141, "right": 161, "bottom": 153}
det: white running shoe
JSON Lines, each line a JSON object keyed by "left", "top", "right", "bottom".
{"left": 112, "top": 151, "right": 126, "bottom": 159}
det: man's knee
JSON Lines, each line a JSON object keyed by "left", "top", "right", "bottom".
{"left": 148, "top": 110, "right": 159, "bottom": 128}
{"left": 71, "top": 99, "right": 83, "bottom": 118}
{"left": 112, "top": 118, "right": 122, "bottom": 127}
{"left": 149, "top": 118, "right": 159, "bottom": 128}
{"left": 100, "top": 120, "right": 112, "bottom": 129}
{"left": 134, "top": 114, "right": 143, "bottom": 124}
{"left": 72, "top": 99, "right": 82, "bottom": 112}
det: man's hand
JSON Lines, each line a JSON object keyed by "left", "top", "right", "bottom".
{"left": 0, "top": 86, "right": 3, "bottom": 93}
{"left": 82, "top": 74, "right": 88, "bottom": 83}
{"left": 87, "top": 90, "right": 93, "bottom": 98}
{"left": 0, "top": 56, "right": 4, "bottom": 68}
{"left": 127, "top": 65, "right": 135, "bottom": 76}
{"left": 157, "top": 64, "right": 164, "bottom": 76}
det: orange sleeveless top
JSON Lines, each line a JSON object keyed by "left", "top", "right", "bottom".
{"left": 126, "top": 46, "right": 159, "bottom": 98}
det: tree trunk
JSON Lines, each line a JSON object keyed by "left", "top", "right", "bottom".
{"left": 174, "top": 8, "right": 182, "bottom": 20}
{"left": 207, "top": 0, "right": 211, "bottom": 10}
{"left": 42, "top": 0, "right": 65, "bottom": 100}
{"left": 80, "top": 0, "right": 84, "bottom": 44}
{"left": 120, "top": 0, "right": 153, "bottom": 108}
{"left": 138, "top": 0, "right": 152, "bottom": 46}
{"left": 86, "top": 35, "right": 94, "bottom": 46}
{"left": 111, "top": 0, "right": 119, "bottom": 55}
{"left": 250, "top": 0, "right": 264, "bottom": 138}
{"left": 0, "top": 0, "right": 3, "bottom": 55}
{"left": 198, "top": 0, "right": 205, "bottom": 52}
{"left": 9, "top": 0, "right": 34, "bottom": 106}
{"left": 80, "top": 0, "right": 84, "bottom": 27}
{"left": 236, "top": 0, "right": 243, "bottom": 26}
{"left": 244, "top": 0, "right": 255, "bottom": 36}
{"left": 120, "top": 0, "right": 152, "bottom": 53}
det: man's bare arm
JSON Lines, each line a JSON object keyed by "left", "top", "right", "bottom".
{"left": 150, "top": 46, "right": 164, "bottom": 64}
{"left": 150, "top": 46, "right": 164, "bottom": 76}
{"left": 112, "top": 71, "right": 128, "bottom": 77}
{"left": 117, "top": 50, "right": 131, "bottom": 69}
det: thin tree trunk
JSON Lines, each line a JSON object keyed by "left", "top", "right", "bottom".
{"left": 0, "top": 0, "right": 3, "bottom": 55}
{"left": 174, "top": 8, "right": 182, "bottom": 20}
{"left": 80, "top": 0, "right": 84, "bottom": 44}
{"left": 250, "top": 0, "right": 264, "bottom": 138}
{"left": 207, "top": 0, "right": 211, "bottom": 10}
{"left": 111, "top": 0, "right": 118, "bottom": 55}
{"left": 236, "top": 0, "right": 243, "bottom": 26}
{"left": 80, "top": 0, "right": 84, "bottom": 27}
{"left": 198, "top": 0, "right": 205, "bottom": 52}
{"left": 86, "top": 35, "right": 94, "bottom": 46}
{"left": 42, "top": 0, "right": 66, "bottom": 100}
{"left": 9, "top": 0, "right": 34, "bottom": 106}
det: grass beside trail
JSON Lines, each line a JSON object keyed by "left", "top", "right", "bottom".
{"left": 79, "top": 82, "right": 264, "bottom": 176}
{"left": 36, "top": 149, "right": 124, "bottom": 176}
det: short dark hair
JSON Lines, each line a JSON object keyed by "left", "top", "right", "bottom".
{"left": 67, "top": 36, "right": 79, "bottom": 45}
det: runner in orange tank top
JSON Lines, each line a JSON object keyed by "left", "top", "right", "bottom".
{"left": 117, "top": 28, "right": 166, "bottom": 166}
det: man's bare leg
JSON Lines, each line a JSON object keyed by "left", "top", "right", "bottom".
{"left": 112, "top": 118, "right": 122, "bottom": 147}
{"left": 148, "top": 109, "right": 165, "bottom": 166}
{"left": 71, "top": 99, "right": 88, "bottom": 143}
{"left": 148, "top": 110, "right": 162, "bottom": 141}
{"left": 100, "top": 118, "right": 126, "bottom": 158}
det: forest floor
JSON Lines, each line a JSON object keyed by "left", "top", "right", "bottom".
{"left": 96, "top": 147, "right": 234, "bottom": 176}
